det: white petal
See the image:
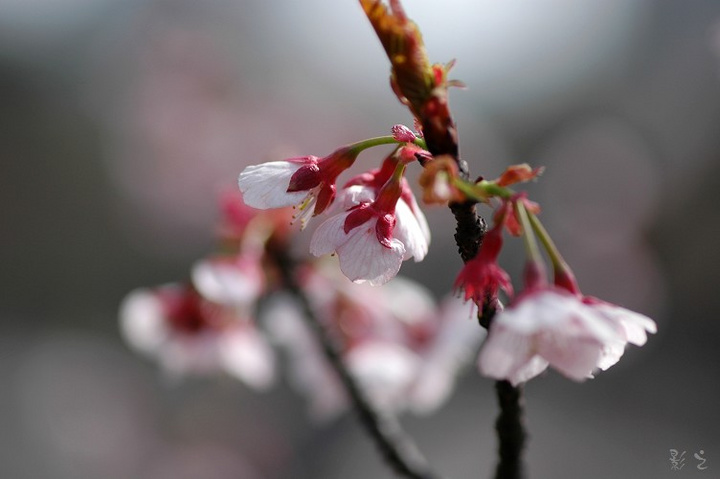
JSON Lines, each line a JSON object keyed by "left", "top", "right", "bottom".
{"left": 478, "top": 324, "right": 543, "bottom": 384}
{"left": 339, "top": 185, "right": 375, "bottom": 209}
{"left": 309, "top": 212, "right": 351, "bottom": 257}
{"left": 597, "top": 340, "right": 627, "bottom": 371}
{"left": 219, "top": 328, "right": 276, "bottom": 390}
{"left": 238, "top": 161, "right": 308, "bottom": 209}
{"left": 394, "top": 199, "right": 429, "bottom": 262}
{"left": 536, "top": 333, "right": 604, "bottom": 381}
{"left": 402, "top": 188, "right": 431, "bottom": 244}
{"left": 593, "top": 303, "right": 656, "bottom": 346}
{"left": 336, "top": 223, "right": 405, "bottom": 285}
{"left": 507, "top": 356, "right": 550, "bottom": 386}
{"left": 119, "top": 288, "right": 170, "bottom": 356}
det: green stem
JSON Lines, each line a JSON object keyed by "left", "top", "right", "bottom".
{"left": 348, "top": 135, "right": 427, "bottom": 155}
{"left": 452, "top": 178, "right": 514, "bottom": 203}
{"left": 515, "top": 200, "right": 541, "bottom": 263}
{"left": 527, "top": 211, "right": 568, "bottom": 272}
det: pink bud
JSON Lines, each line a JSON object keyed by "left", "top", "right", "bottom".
{"left": 391, "top": 124, "right": 417, "bottom": 143}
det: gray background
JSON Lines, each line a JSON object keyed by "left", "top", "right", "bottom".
{"left": 1, "top": 0, "right": 719, "bottom": 477}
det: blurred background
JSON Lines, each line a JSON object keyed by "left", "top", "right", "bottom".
{"left": 2, "top": 0, "right": 719, "bottom": 477}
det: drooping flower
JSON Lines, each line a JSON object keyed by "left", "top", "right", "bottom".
{"left": 120, "top": 284, "right": 275, "bottom": 389}
{"left": 238, "top": 146, "right": 358, "bottom": 226}
{"left": 309, "top": 162, "right": 426, "bottom": 285}
{"left": 309, "top": 204, "right": 405, "bottom": 286}
{"left": 547, "top": 247, "right": 657, "bottom": 373}
{"left": 477, "top": 287, "right": 622, "bottom": 386}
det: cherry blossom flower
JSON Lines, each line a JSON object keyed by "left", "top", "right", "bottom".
{"left": 309, "top": 156, "right": 430, "bottom": 285}
{"left": 477, "top": 287, "right": 622, "bottom": 385}
{"left": 120, "top": 284, "right": 275, "bottom": 389}
{"left": 237, "top": 146, "right": 358, "bottom": 226}
{"left": 343, "top": 152, "right": 431, "bottom": 254}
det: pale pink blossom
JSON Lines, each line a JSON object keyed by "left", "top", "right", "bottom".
{"left": 343, "top": 161, "right": 431, "bottom": 260}
{"left": 478, "top": 288, "right": 621, "bottom": 385}
{"left": 309, "top": 166, "right": 429, "bottom": 285}
{"left": 191, "top": 254, "right": 265, "bottom": 308}
{"left": 346, "top": 341, "right": 422, "bottom": 411}
{"left": 340, "top": 184, "right": 430, "bottom": 262}
{"left": 120, "top": 284, "right": 275, "bottom": 389}
{"left": 309, "top": 202, "right": 406, "bottom": 286}
{"left": 407, "top": 296, "right": 484, "bottom": 414}
{"left": 264, "top": 269, "right": 482, "bottom": 417}
{"left": 262, "top": 293, "right": 347, "bottom": 420}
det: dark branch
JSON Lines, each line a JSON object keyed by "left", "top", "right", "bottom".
{"left": 493, "top": 381, "right": 527, "bottom": 479}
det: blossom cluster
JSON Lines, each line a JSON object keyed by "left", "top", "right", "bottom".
{"left": 237, "top": 127, "right": 430, "bottom": 286}
{"left": 233, "top": 129, "right": 656, "bottom": 386}
{"left": 121, "top": 122, "right": 656, "bottom": 419}
{"left": 120, "top": 190, "right": 480, "bottom": 418}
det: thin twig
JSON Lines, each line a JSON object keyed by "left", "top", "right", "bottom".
{"left": 273, "top": 249, "right": 443, "bottom": 479}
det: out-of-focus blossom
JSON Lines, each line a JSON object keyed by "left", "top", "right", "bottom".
{"left": 264, "top": 267, "right": 482, "bottom": 418}
{"left": 407, "top": 295, "right": 485, "bottom": 414}
{"left": 216, "top": 190, "right": 257, "bottom": 241}
{"left": 120, "top": 284, "right": 275, "bottom": 389}
{"left": 191, "top": 254, "right": 265, "bottom": 309}
{"left": 262, "top": 293, "right": 347, "bottom": 421}
{"left": 478, "top": 287, "right": 621, "bottom": 386}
